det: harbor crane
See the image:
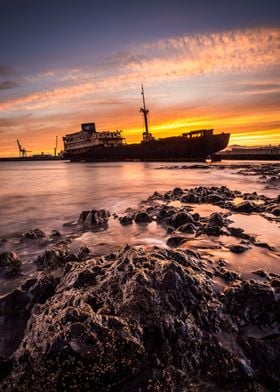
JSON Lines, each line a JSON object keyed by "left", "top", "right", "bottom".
{"left": 54, "top": 136, "right": 58, "bottom": 156}
{"left": 17, "top": 140, "right": 31, "bottom": 157}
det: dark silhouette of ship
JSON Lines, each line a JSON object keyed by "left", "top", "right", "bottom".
{"left": 63, "top": 86, "right": 230, "bottom": 162}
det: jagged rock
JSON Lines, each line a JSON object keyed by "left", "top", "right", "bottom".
{"left": 215, "top": 267, "right": 241, "bottom": 282}
{"left": 252, "top": 269, "right": 270, "bottom": 279}
{"left": 119, "top": 215, "right": 133, "bottom": 225}
{"left": 0, "top": 251, "right": 22, "bottom": 276}
{"left": 134, "top": 212, "right": 152, "bottom": 224}
{"left": 78, "top": 209, "right": 110, "bottom": 229}
{"left": 0, "top": 276, "right": 57, "bottom": 359}
{"left": 23, "top": 228, "right": 46, "bottom": 240}
{"left": 1, "top": 246, "right": 279, "bottom": 391}
{"left": 35, "top": 241, "right": 71, "bottom": 270}
{"left": 77, "top": 246, "right": 91, "bottom": 260}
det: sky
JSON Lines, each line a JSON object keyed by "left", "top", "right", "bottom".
{"left": 0, "top": 0, "right": 279, "bottom": 156}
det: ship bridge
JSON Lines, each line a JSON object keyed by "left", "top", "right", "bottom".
{"left": 182, "top": 129, "right": 214, "bottom": 138}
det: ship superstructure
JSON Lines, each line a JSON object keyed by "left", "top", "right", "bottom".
{"left": 63, "top": 123, "right": 124, "bottom": 156}
{"left": 63, "top": 88, "right": 230, "bottom": 162}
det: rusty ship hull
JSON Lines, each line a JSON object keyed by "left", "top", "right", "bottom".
{"left": 65, "top": 132, "right": 230, "bottom": 162}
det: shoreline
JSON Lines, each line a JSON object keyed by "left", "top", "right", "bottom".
{"left": 1, "top": 177, "right": 280, "bottom": 390}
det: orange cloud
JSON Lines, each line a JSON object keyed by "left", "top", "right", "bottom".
{"left": 0, "top": 27, "right": 279, "bottom": 156}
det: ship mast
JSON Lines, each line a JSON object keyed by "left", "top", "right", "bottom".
{"left": 140, "top": 84, "right": 153, "bottom": 142}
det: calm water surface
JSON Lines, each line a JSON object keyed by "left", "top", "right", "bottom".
{"left": 0, "top": 160, "right": 279, "bottom": 295}
{"left": 1, "top": 160, "right": 278, "bottom": 237}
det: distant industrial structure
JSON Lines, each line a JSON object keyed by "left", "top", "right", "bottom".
{"left": 17, "top": 140, "right": 31, "bottom": 157}
{"left": 0, "top": 137, "right": 63, "bottom": 161}
{"left": 218, "top": 145, "right": 280, "bottom": 160}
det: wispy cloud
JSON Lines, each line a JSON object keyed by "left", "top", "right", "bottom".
{"left": 0, "top": 80, "right": 18, "bottom": 90}
{"left": 0, "top": 27, "right": 280, "bottom": 154}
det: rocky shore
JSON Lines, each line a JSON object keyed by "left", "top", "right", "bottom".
{"left": 0, "top": 183, "right": 280, "bottom": 391}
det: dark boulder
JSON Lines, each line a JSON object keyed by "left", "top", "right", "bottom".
{"left": 1, "top": 246, "right": 280, "bottom": 390}
{"left": 207, "top": 193, "right": 224, "bottom": 203}
{"left": 229, "top": 244, "right": 249, "bottom": 253}
{"left": 119, "top": 215, "right": 133, "bottom": 225}
{"left": 180, "top": 192, "right": 200, "bottom": 203}
{"left": 208, "top": 212, "right": 224, "bottom": 228}
{"left": 134, "top": 212, "right": 152, "bottom": 225}
{"left": 22, "top": 228, "right": 46, "bottom": 240}
{"left": 232, "top": 201, "right": 260, "bottom": 213}
{"left": 204, "top": 225, "right": 224, "bottom": 236}
{"left": 271, "top": 206, "right": 280, "bottom": 216}
{"left": 166, "top": 235, "right": 189, "bottom": 247}
{"left": 49, "top": 229, "right": 61, "bottom": 238}
{"left": 35, "top": 241, "right": 71, "bottom": 270}
{"left": 78, "top": 209, "right": 110, "bottom": 229}
{"left": 0, "top": 252, "right": 22, "bottom": 276}
{"left": 171, "top": 187, "right": 184, "bottom": 197}
{"left": 177, "top": 223, "right": 197, "bottom": 234}
{"left": 170, "top": 211, "right": 194, "bottom": 229}
{"left": 0, "top": 276, "right": 57, "bottom": 359}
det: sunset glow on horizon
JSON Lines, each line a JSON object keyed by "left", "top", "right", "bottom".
{"left": 0, "top": 1, "right": 279, "bottom": 157}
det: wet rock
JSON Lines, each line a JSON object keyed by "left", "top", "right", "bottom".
{"left": 207, "top": 193, "right": 223, "bottom": 203}
{"left": 134, "top": 211, "right": 152, "bottom": 224}
{"left": 271, "top": 206, "right": 280, "bottom": 216}
{"left": 169, "top": 211, "right": 194, "bottom": 229}
{"left": 172, "top": 187, "right": 183, "bottom": 196}
{"left": 215, "top": 267, "right": 241, "bottom": 282}
{"left": 254, "top": 242, "right": 274, "bottom": 251}
{"left": 23, "top": 228, "right": 46, "bottom": 240}
{"left": 229, "top": 244, "right": 249, "bottom": 253}
{"left": 252, "top": 269, "right": 270, "bottom": 279}
{"left": 192, "top": 212, "right": 200, "bottom": 222}
{"left": 119, "top": 215, "right": 133, "bottom": 225}
{"left": 0, "top": 251, "right": 22, "bottom": 276}
{"left": 177, "top": 223, "right": 197, "bottom": 234}
{"left": 218, "top": 258, "right": 227, "bottom": 267}
{"left": 0, "top": 276, "right": 57, "bottom": 359}
{"left": 77, "top": 246, "right": 91, "bottom": 260}
{"left": 208, "top": 212, "right": 224, "bottom": 228}
{"left": 228, "top": 227, "right": 253, "bottom": 241}
{"left": 1, "top": 246, "right": 280, "bottom": 390}
{"left": 166, "top": 235, "right": 189, "bottom": 247}
{"left": 78, "top": 209, "right": 110, "bottom": 229}
{"left": 204, "top": 224, "right": 224, "bottom": 236}
{"left": 232, "top": 201, "right": 260, "bottom": 213}
{"left": 49, "top": 229, "right": 61, "bottom": 238}
{"left": 35, "top": 241, "right": 71, "bottom": 270}
{"left": 180, "top": 192, "right": 200, "bottom": 203}
{"left": 271, "top": 278, "right": 280, "bottom": 288}
{"left": 223, "top": 280, "right": 278, "bottom": 328}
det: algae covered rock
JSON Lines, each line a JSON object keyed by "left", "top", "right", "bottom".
{"left": 2, "top": 246, "right": 280, "bottom": 391}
